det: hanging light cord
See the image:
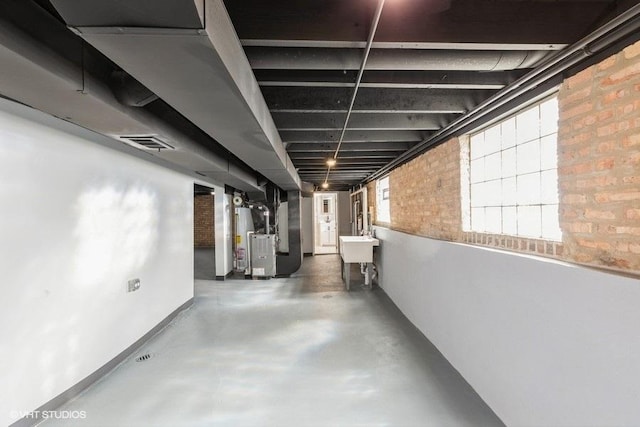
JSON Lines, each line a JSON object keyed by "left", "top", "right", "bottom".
{"left": 324, "top": 0, "right": 386, "bottom": 187}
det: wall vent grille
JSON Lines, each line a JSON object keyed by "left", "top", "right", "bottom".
{"left": 120, "top": 135, "right": 174, "bottom": 151}
{"left": 135, "top": 353, "right": 153, "bottom": 362}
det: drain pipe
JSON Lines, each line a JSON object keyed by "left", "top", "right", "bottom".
{"left": 324, "top": 0, "right": 386, "bottom": 186}
{"left": 367, "top": 3, "right": 640, "bottom": 182}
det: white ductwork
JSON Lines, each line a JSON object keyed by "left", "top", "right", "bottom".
{"left": 51, "top": 0, "right": 302, "bottom": 191}
{"left": 0, "top": 15, "right": 264, "bottom": 193}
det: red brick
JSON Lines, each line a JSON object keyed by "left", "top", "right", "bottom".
{"left": 574, "top": 252, "right": 595, "bottom": 263}
{"left": 555, "top": 245, "right": 564, "bottom": 257}
{"left": 560, "top": 102, "right": 593, "bottom": 121}
{"left": 559, "top": 162, "right": 593, "bottom": 175}
{"left": 556, "top": 45, "right": 640, "bottom": 272}
{"left": 609, "top": 192, "right": 640, "bottom": 201}
{"left": 194, "top": 194, "right": 215, "bottom": 247}
{"left": 565, "top": 222, "right": 593, "bottom": 233}
{"left": 575, "top": 175, "right": 617, "bottom": 189}
{"left": 623, "top": 41, "right": 640, "bottom": 60}
{"left": 622, "top": 133, "right": 640, "bottom": 147}
{"left": 617, "top": 242, "right": 630, "bottom": 253}
{"left": 596, "top": 141, "right": 617, "bottom": 153}
{"left": 565, "top": 67, "right": 595, "bottom": 89}
{"left": 602, "top": 62, "right": 640, "bottom": 86}
{"left": 597, "top": 123, "right": 618, "bottom": 137}
{"left": 615, "top": 226, "right": 640, "bottom": 236}
{"left": 561, "top": 131, "right": 592, "bottom": 146}
{"left": 620, "top": 154, "right": 640, "bottom": 168}
{"left": 562, "top": 86, "right": 593, "bottom": 104}
{"left": 597, "top": 55, "right": 618, "bottom": 70}
{"left": 602, "top": 89, "right": 627, "bottom": 104}
{"left": 622, "top": 176, "right": 640, "bottom": 184}
{"left": 563, "top": 194, "right": 587, "bottom": 204}
{"left": 584, "top": 209, "right": 616, "bottom": 220}
{"left": 561, "top": 207, "right": 580, "bottom": 218}
{"left": 617, "top": 101, "right": 640, "bottom": 116}
{"left": 595, "top": 158, "right": 616, "bottom": 170}
{"left": 597, "top": 109, "right": 615, "bottom": 122}
{"left": 560, "top": 145, "right": 591, "bottom": 162}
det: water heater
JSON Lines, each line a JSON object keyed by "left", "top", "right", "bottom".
{"left": 235, "top": 207, "right": 254, "bottom": 273}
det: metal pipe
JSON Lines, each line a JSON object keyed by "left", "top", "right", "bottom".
{"left": 246, "top": 48, "right": 548, "bottom": 71}
{"left": 366, "top": 3, "right": 640, "bottom": 182}
{"left": 325, "top": 0, "right": 386, "bottom": 185}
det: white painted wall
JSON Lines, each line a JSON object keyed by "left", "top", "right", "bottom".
{"left": 214, "top": 187, "right": 233, "bottom": 277}
{"left": 374, "top": 227, "right": 640, "bottom": 426}
{"left": 0, "top": 99, "right": 194, "bottom": 426}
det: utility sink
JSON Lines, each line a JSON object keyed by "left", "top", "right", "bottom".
{"left": 339, "top": 236, "right": 380, "bottom": 263}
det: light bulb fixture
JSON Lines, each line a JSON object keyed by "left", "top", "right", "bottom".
{"left": 326, "top": 158, "right": 337, "bottom": 167}
{"left": 321, "top": 182, "right": 329, "bottom": 189}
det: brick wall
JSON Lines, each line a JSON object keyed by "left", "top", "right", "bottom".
{"left": 368, "top": 40, "right": 640, "bottom": 275}
{"left": 557, "top": 41, "right": 640, "bottom": 271}
{"left": 389, "top": 138, "right": 462, "bottom": 241}
{"left": 194, "top": 194, "right": 214, "bottom": 247}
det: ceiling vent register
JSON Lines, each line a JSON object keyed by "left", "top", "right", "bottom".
{"left": 120, "top": 135, "right": 174, "bottom": 151}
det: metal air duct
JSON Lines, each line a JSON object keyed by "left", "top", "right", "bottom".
{"left": 0, "top": 10, "right": 263, "bottom": 193}
{"left": 50, "top": 0, "right": 302, "bottom": 191}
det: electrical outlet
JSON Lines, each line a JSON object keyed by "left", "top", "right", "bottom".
{"left": 127, "top": 278, "right": 141, "bottom": 292}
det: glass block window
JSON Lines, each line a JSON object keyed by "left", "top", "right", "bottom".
{"left": 464, "top": 96, "right": 561, "bottom": 240}
{"left": 377, "top": 176, "right": 390, "bottom": 223}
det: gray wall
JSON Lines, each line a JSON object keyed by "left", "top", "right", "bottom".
{"left": 374, "top": 226, "right": 640, "bottom": 427}
{"left": 338, "top": 191, "right": 351, "bottom": 237}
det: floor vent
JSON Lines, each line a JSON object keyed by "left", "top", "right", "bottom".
{"left": 120, "top": 135, "right": 174, "bottom": 151}
{"left": 135, "top": 353, "right": 153, "bottom": 362}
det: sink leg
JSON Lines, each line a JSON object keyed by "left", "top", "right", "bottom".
{"left": 345, "top": 262, "right": 351, "bottom": 291}
{"left": 366, "top": 263, "right": 373, "bottom": 289}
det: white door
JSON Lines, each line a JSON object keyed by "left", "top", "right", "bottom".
{"left": 313, "top": 192, "right": 338, "bottom": 254}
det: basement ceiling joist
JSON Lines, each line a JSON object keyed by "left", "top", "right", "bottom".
{"left": 244, "top": 47, "right": 550, "bottom": 71}
{"left": 261, "top": 87, "right": 496, "bottom": 113}
{"left": 273, "top": 113, "right": 455, "bottom": 132}
{"left": 280, "top": 130, "right": 430, "bottom": 143}
{"left": 255, "top": 69, "right": 527, "bottom": 90}
{"left": 286, "top": 142, "right": 413, "bottom": 152}
{"left": 223, "top": 0, "right": 638, "bottom": 191}
{"left": 289, "top": 151, "right": 398, "bottom": 160}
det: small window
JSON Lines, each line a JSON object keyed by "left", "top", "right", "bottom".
{"left": 463, "top": 96, "right": 561, "bottom": 241}
{"left": 377, "top": 176, "right": 390, "bottom": 223}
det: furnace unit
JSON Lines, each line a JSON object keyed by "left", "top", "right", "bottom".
{"left": 250, "top": 234, "right": 276, "bottom": 278}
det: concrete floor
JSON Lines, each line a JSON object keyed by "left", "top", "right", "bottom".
{"left": 41, "top": 255, "right": 504, "bottom": 427}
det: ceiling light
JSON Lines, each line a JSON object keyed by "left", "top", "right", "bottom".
{"left": 326, "top": 158, "right": 337, "bottom": 167}
{"left": 321, "top": 182, "right": 329, "bottom": 189}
